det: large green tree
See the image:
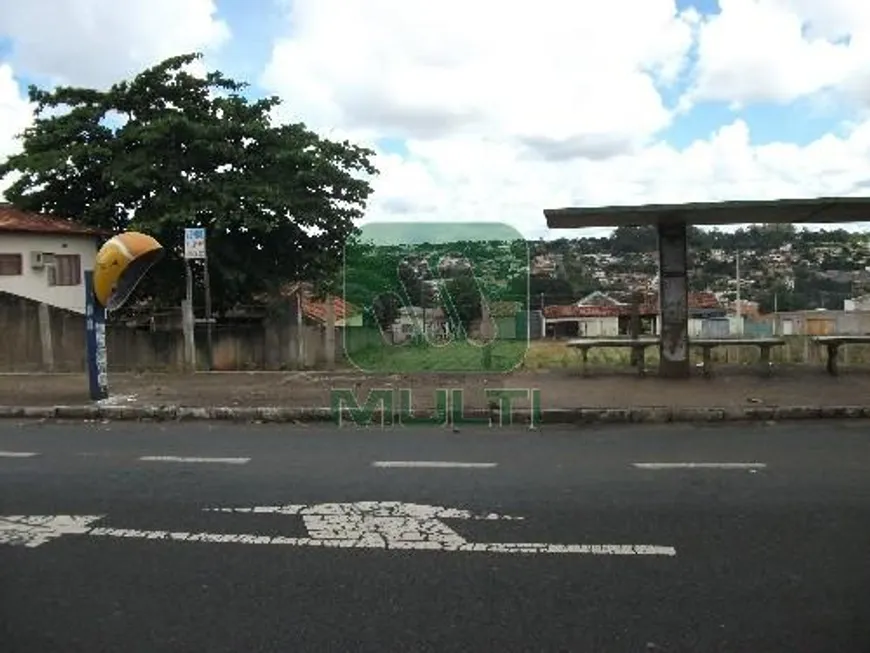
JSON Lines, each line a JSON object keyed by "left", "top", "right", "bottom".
{"left": 0, "top": 53, "right": 378, "bottom": 313}
{"left": 444, "top": 270, "right": 483, "bottom": 334}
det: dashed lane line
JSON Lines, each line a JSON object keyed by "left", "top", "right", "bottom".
{"left": 372, "top": 461, "right": 497, "bottom": 469}
{"left": 632, "top": 462, "right": 766, "bottom": 470}
{"left": 138, "top": 456, "right": 251, "bottom": 465}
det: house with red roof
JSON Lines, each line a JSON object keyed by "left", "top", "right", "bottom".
{"left": 279, "top": 282, "right": 362, "bottom": 327}
{"left": 0, "top": 204, "right": 108, "bottom": 314}
{"left": 544, "top": 290, "right": 726, "bottom": 338}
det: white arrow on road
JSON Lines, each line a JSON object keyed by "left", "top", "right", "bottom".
{"left": 0, "top": 515, "right": 104, "bottom": 548}
{"left": 1, "top": 502, "right": 676, "bottom": 556}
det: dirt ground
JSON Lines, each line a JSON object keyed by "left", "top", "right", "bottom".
{"left": 2, "top": 365, "right": 870, "bottom": 409}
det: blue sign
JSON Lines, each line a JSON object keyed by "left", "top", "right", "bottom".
{"left": 84, "top": 271, "right": 108, "bottom": 401}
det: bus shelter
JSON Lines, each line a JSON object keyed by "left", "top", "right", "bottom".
{"left": 544, "top": 197, "right": 870, "bottom": 378}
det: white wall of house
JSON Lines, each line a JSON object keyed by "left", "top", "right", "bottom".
{"left": 0, "top": 233, "right": 98, "bottom": 314}
{"left": 727, "top": 315, "right": 744, "bottom": 335}
{"left": 576, "top": 317, "right": 620, "bottom": 337}
{"left": 649, "top": 317, "right": 722, "bottom": 337}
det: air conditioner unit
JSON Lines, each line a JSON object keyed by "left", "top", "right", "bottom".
{"left": 29, "top": 251, "right": 45, "bottom": 269}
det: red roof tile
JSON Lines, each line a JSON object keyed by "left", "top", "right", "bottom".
{"left": 278, "top": 282, "right": 358, "bottom": 323}
{"left": 545, "top": 291, "right": 722, "bottom": 318}
{"left": 301, "top": 295, "right": 356, "bottom": 322}
{"left": 687, "top": 291, "right": 721, "bottom": 309}
{"left": 0, "top": 204, "right": 108, "bottom": 237}
{"left": 544, "top": 305, "right": 627, "bottom": 318}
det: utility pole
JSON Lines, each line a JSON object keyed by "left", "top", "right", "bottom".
{"left": 735, "top": 249, "right": 743, "bottom": 335}
{"left": 203, "top": 257, "right": 213, "bottom": 370}
{"left": 182, "top": 259, "right": 195, "bottom": 371}
{"left": 183, "top": 228, "right": 207, "bottom": 372}
{"left": 629, "top": 290, "right": 642, "bottom": 367}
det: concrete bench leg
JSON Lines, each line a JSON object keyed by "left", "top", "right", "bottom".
{"left": 633, "top": 346, "right": 646, "bottom": 377}
{"left": 759, "top": 345, "right": 773, "bottom": 377}
{"left": 701, "top": 346, "right": 713, "bottom": 378}
{"left": 826, "top": 344, "right": 839, "bottom": 376}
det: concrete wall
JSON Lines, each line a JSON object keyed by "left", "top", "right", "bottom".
{"left": 0, "top": 292, "right": 386, "bottom": 372}
{"left": 768, "top": 310, "right": 870, "bottom": 336}
{"left": 0, "top": 232, "right": 99, "bottom": 314}
{"left": 7, "top": 292, "right": 870, "bottom": 371}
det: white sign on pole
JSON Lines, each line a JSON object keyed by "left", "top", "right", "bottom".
{"left": 184, "top": 228, "right": 206, "bottom": 259}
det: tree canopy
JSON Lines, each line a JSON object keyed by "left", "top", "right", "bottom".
{"left": 444, "top": 271, "right": 483, "bottom": 333}
{"left": 0, "top": 53, "right": 378, "bottom": 313}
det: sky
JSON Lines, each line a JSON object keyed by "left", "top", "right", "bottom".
{"left": 2, "top": 0, "right": 870, "bottom": 240}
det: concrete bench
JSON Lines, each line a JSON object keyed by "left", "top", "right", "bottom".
{"left": 566, "top": 337, "right": 660, "bottom": 376}
{"left": 811, "top": 335, "right": 870, "bottom": 376}
{"left": 691, "top": 338, "right": 786, "bottom": 378}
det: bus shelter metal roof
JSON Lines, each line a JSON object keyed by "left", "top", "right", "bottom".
{"left": 544, "top": 197, "right": 870, "bottom": 229}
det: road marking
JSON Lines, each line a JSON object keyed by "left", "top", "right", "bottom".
{"left": 632, "top": 462, "right": 766, "bottom": 470}
{"left": 0, "top": 451, "right": 38, "bottom": 458}
{"left": 138, "top": 456, "right": 250, "bottom": 464}
{"left": 202, "top": 501, "right": 674, "bottom": 555}
{"left": 372, "top": 461, "right": 497, "bottom": 469}
{"left": 0, "top": 502, "right": 676, "bottom": 555}
{"left": 205, "top": 502, "right": 525, "bottom": 520}
{"left": 86, "top": 528, "right": 675, "bottom": 555}
{"left": 0, "top": 515, "right": 104, "bottom": 547}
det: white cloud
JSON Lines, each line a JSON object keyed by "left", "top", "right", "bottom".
{"left": 360, "top": 116, "right": 870, "bottom": 239}
{"left": 0, "top": 0, "right": 230, "bottom": 88}
{"left": 684, "top": 0, "right": 870, "bottom": 108}
{"left": 259, "top": 0, "right": 870, "bottom": 239}
{"left": 262, "top": 0, "right": 697, "bottom": 160}
{"left": 0, "top": 64, "right": 33, "bottom": 199}
{"left": 2, "top": 0, "right": 870, "bottom": 244}
{"left": 0, "top": 0, "right": 228, "bottom": 197}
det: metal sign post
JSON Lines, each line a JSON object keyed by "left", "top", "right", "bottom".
{"left": 182, "top": 261, "right": 195, "bottom": 371}
{"left": 84, "top": 271, "right": 108, "bottom": 401}
{"left": 183, "top": 228, "right": 212, "bottom": 370}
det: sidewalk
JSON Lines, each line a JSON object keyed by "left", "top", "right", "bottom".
{"left": 1, "top": 367, "right": 870, "bottom": 411}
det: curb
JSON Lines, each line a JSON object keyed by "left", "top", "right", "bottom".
{"left": 0, "top": 404, "right": 867, "bottom": 424}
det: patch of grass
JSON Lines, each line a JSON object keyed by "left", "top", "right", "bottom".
{"left": 348, "top": 339, "right": 528, "bottom": 372}
{"left": 521, "top": 341, "right": 660, "bottom": 369}
{"left": 343, "top": 336, "right": 870, "bottom": 372}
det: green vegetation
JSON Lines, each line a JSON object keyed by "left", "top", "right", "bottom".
{"left": 0, "top": 53, "right": 377, "bottom": 313}
{"left": 348, "top": 340, "right": 528, "bottom": 373}
{"left": 347, "top": 222, "right": 869, "bottom": 314}
{"left": 542, "top": 224, "right": 870, "bottom": 311}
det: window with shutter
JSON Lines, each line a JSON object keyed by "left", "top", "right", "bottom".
{"left": 0, "top": 254, "right": 22, "bottom": 275}
{"left": 47, "top": 254, "right": 82, "bottom": 286}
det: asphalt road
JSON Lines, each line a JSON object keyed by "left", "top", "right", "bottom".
{"left": 1, "top": 419, "right": 869, "bottom": 652}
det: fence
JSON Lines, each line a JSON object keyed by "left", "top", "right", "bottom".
{"left": 769, "top": 311, "right": 870, "bottom": 336}
{"left": 7, "top": 291, "right": 870, "bottom": 372}
{"left": 0, "top": 292, "right": 385, "bottom": 372}
{"left": 743, "top": 320, "right": 774, "bottom": 337}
